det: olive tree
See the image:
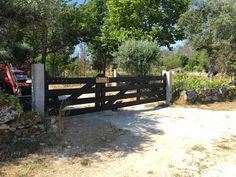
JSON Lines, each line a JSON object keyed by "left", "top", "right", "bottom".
{"left": 114, "top": 39, "right": 161, "bottom": 76}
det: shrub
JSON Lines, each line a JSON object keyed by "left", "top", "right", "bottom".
{"left": 114, "top": 39, "right": 161, "bottom": 75}
{"left": 162, "top": 55, "right": 182, "bottom": 70}
{"left": 173, "top": 72, "right": 230, "bottom": 92}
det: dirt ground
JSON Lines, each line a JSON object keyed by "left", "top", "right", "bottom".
{"left": 0, "top": 102, "right": 236, "bottom": 177}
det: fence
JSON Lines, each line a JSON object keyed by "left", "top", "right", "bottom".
{"left": 32, "top": 64, "right": 171, "bottom": 117}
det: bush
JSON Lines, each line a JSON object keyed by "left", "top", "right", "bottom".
{"left": 162, "top": 55, "right": 181, "bottom": 70}
{"left": 173, "top": 72, "right": 230, "bottom": 92}
{"left": 114, "top": 39, "right": 161, "bottom": 75}
{"left": 184, "top": 50, "right": 208, "bottom": 72}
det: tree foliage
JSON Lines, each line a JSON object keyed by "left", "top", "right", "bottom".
{"left": 103, "top": 0, "right": 190, "bottom": 48}
{"left": 89, "top": 0, "right": 190, "bottom": 74}
{"left": 114, "top": 39, "right": 161, "bottom": 75}
{"left": 178, "top": 0, "right": 236, "bottom": 74}
{"left": 0, "top": 0, "right": 43, "bottom": 63}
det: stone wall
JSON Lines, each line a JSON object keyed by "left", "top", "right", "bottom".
{"left": 0, "top": 107, "right": 46, "bottom": 145}
{"left": 179, "top": 87, "right": 236, "bottom": 104}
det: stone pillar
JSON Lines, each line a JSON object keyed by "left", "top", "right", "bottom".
{"left": 112, "top": 63, "right": 118, "bottom": 78}
{"left": 162, "top": 70, "right": 172, "bottom": 105}
{"left": 32, "top": 64, "right": 45, "bottom": 117}
{"left": 112, "top": 63, "right": 118, "bottom": 87}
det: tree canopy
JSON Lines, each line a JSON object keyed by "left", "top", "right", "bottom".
{"left": 178, "top": 0, "right": 236, "bottom": 74}
{"left": 89, "top": 0, "right": 190, "bottom": 73}
{"left": 114, "top": 39, "right": 161, "bottom": 75}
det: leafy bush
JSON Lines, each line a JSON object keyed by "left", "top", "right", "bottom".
{"left": 184, "top": 50, "right": 208, "bottom": 72}
{"left": 173, "top": 72, "right": 230, "bottom": 92}
{"left": 162, "top": 55, "right": 181, "bottom": 70}
{"left": 114, "top": 39, "right": 161, "bottom": 75}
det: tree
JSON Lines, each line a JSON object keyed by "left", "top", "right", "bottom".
{"left": 185, "top": 50, "right": 208, "bottom": 71}
{"left": 89, "top": 0, "right": 190, "bottom": 74}
{"left": 77, "top": 0, "right": 111, "bottom": 74}
{"left": 0, "top": 0, "right": 43, "bottom": 63}
{"left": 25, "top": 0, "right": 78, "bottom": 64}
{"left": 114, "top": 39, "right": 161, "bottom": 75}
{"left": 178, "top": 0, "right": 236, "bottom": 73}
{"left": 162, "top": 55, "right": 186, "bottom": 70}
{"left": 103, "top": 0, "right": 190, "bottom": 48}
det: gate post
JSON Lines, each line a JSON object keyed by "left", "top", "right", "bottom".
{"left": 32, "top": 64, "right": 45, "bottom": 117}
{"left": 162, "top": 71, "right": 172, "bottom": 105}
{"left": 112, "top": 63, "right": 118, "bottom": 87}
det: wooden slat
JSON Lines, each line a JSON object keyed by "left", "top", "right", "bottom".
{"left": 61, "top": 83, "right": 95, "bottom": 102}
{"left": 47, "top": 77, "right": 96, "bottom": 85}
{"left": 47, "top": 97, "right": 96, "bottom": 107}
{"left": 104, "top": 83, "right": 165, "bottom": 92}
{"left": 103, "top": 90, "right": 165, "bottom": 102}
{"left": 102, "top": 96, "right": 166, "bottom": 110}
{"left": 108, "top": 76, "right": 164, "bottom": 83}
{"left": 47, "top": 87, "right": 96, "bottom": 97}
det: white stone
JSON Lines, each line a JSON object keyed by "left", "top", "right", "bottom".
{"left": 0, "top": 124, "right": 10, "bottom": 130}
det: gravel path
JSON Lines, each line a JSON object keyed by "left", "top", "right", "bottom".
{"left": 1, "top": 104, "right": 236, "bottom": 177}
{"left": 54, "top": 105, "right": 236, "bottom": 177}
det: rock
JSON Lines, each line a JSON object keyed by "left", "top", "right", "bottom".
{"left": 29, "top": 125, "right": 45, "bottom": 135}
{"left": 0, "top": 106, "right": 18, "bottom": 124}
{"left": 219, "top": 87, "right": 228, "bottom": 96}
{"left": 9, "top": 127, "right": 16, "bottom": 131}
{"left": 106, "top": 139, "right": 112, "bottom": 143}
{"left": 100, "top": 136, "right": 106, "bottom": 141}
{"left": 15, "top": 129, "right": 29, "bottom": 137}
{"left": 51, "top": 117, "right": 57, "bottom": 124}
{"left": 0, "top": 130, "right": 12, "bottom": 144}
{"left": 180, "top": 90, "right": 188, "bottom": 101}
{"left": 0, "top": 124, "right": 10, "bottom": 130}
{"left": 199, "top": 88, "right": 212, "bottom": 96}
{"left": 186, "top": 90, "right": 198, "bottom": 103}
{"left": 40, "top": 143, "right": 46, "bottom": 146}
{"left": 9, "top": 112, "right": 42, "bottom": 128}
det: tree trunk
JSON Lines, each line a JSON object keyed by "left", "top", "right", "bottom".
{"left": 103, "top": 55, "right": 106, "bottom": 76}
{"left": 52, "top": 52, "right": 56, "bottom": 77}
{"left": 41, "top": 27, "right": 48, "bottom": 64}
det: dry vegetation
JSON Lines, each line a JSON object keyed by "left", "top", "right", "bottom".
{"left": 173, "top": 101, "right": 236, "bottom": 111}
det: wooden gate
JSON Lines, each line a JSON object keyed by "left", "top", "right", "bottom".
{"left": 46, "top": 75, "right": 167, "bottom": 116}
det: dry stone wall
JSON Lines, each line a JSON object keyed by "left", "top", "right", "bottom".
{"left": 0, "top": 109, "right": 46, "bottom": 145}
{"left": 180, "top": 87, "right": 236, "bottom": 104}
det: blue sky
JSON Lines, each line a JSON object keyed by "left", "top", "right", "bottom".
{"left": 69, "top": 0, "right": 84, "bottom": 4}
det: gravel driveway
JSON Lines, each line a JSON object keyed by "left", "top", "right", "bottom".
{"left": 1, "top": 104, "right": 236, "bottom": 177}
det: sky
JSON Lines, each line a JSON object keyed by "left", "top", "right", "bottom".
{"left": 69, "top": 0, "right": 84, "bottom": 5}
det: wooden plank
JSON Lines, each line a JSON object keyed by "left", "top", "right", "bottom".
{"left": 96, "top": 77, "right": 109, "bottom": 83}
{"left": 62, "top": 83, "right": 95, "bottom": 103}
{"left": 104, "top": 81, "right": 136, "bottom": 106}
{"left": 102, "top": 96, "right": 166, "bottom": 110}
{"left": 47, "top": 97, "right": 96, "bottom": 107}
{"left": 108, "top": 76, "right": 164, "bottom": 83}
{"left": 47, "top": 77, "right": 96, "bottom": 84}
{"left": 103, "top": 90, "right": 165, "bottom": 102}
{"left": 47, "top": 87, "right": 96, "bottom": 97}
{"left": 104, "top": 83, "right": 165, "bottom": 92}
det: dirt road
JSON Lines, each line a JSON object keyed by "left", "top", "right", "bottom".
{"left": 1, "top": 104, "right": 236, "bottom": 177}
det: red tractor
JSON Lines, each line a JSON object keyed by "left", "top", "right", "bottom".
{"left": 0, "top": 63, "right": 32, "bottom": 108}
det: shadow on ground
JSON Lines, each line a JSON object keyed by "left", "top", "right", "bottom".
{"left": 0, "top": 105, "right": 166, "bottom": 164}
